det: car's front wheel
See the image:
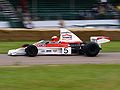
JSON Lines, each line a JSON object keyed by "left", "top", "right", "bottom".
{"left": 25, "top": 45, "right": 38, "bottom": 57}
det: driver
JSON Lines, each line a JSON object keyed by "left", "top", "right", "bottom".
{"left": 51, "top": 36, "right": 59, "bottom": 42}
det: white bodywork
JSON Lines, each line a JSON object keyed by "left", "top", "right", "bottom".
{"left": 37, "top": 47, "right": 71, "bottom": 55}
{"left": 90, "top": 36, "right": 110, "bottom": 47}
{"left": 8, "top": 46, "right": 71, "bottom": 56}
{"left": 59, "top": 28, "right": 83, "bottom": 43}
{"left": 8, "top": 48, "right": 26, "bottom": 56}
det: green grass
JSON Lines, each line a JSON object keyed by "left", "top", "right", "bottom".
{"left": 0, "top": 41, "right": 35, "bottom": 54}
{"left": 0, "top": 41, "right": 120, "bottom": 54}
{"left": 101, "top": 41, "right": 120, "bottom": 52}
{"left": 0, "top": 64, "right": 120, "bottom": 90}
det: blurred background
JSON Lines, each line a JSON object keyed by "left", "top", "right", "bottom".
{"left": 0, "top": 0, "right": 120, "bottom": 28}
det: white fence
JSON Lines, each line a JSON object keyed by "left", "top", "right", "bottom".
{"left": 0, "top": 21, "right": 10, "bottom": 28}
{"left": 0, "top": 19, "right": 119, "bottom": 28}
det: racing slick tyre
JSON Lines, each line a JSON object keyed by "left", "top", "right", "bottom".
{"left": 79, "top": 50, "right": 84, "bottom": 55}
{"left": 25, "top": 45, "right": 38, "bottom": 57}
{"left": 83, "top": 42, "right": 100, "bottom": 57}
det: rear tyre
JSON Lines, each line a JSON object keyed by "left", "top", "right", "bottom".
{"left": 25, "top": 45, "right": 38, "bottom": 57}
{"left": 83, "top": 42, "right": 100, "bottom": 57}
{"left": 79, "top": 49, "right": 84, "bottom": 55}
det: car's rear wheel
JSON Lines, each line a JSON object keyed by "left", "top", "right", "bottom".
{"left": 79, "top": 49, "right": 84, "bottom": 55}
{"left": 25, "top": 45, "right": 38, "bottom": 57}
{"left": 83, "top": 42, "right": 100, "bottom": 57}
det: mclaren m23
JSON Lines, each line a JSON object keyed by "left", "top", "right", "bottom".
{"left": 8, "top": 28, "right": 110, "bottom": 57}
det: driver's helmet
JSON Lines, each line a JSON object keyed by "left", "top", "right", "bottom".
{"left": 51, "top": 36, "right": 58, "bottom": 42}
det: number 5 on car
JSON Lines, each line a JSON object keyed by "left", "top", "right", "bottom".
{"left": 62, "top": 47, "right": 71, "bottom": 54}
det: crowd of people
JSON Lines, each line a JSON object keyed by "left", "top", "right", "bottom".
{"left": 1, "top": 0, "right": 120, "bottom": 28}
{"left": 78, "top": 1, "right": 120, "bottom": 20}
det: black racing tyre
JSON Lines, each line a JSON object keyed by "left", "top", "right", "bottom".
{"left": 83, "top": 42, "right": 100, "bottom": 57}
{"left": 79, "top": 49, "right": 84, "bottom": 55}
{"left": 25, "top": 45, "right": 38, "bottom": 57}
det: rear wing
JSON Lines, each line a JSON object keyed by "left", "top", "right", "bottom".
{"left": 90, "top": 36, "right": 110, "bottom": 44}
{"left": 59, "top": 28, "right": 83, "bottom": 43}
{"left": 90, "top": 36, "right": 110, "bottom": 47}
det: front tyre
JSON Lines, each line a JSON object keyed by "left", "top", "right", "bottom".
{"left": 83, "top": 42, "right": 100, "bottom": 57}
{"left": 25, "top": 45, "right": 38, "bottom": 57}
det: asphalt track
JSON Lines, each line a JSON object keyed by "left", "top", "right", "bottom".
{"left": 0, "top": 52, "right": 120, "bottom": 66}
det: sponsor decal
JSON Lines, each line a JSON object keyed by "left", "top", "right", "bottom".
{"left": 62, "top": 34, "right": 72, "bottom": 40}
{"left": 41, "top": 50, "right": 45, "bottom": 52}
{"left": 35, "top": 44, "right": 46, "bottom": 47}
{"left": 46, "top": 50, "right": 51, "bottom": 52}
{"left": 53, "top": 49, "right": 57, "bottom": 52}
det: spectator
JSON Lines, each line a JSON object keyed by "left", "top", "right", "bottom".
{"left": 58, "top": 20, "right": 65, "bottom": 28}
{"left": 23, "top": 13, "right": 34, "bottom": 29}
{"left": 116, "top": 3, "right": 120, "bottom": 10}
{"left": 98, "top": 3, "right": 106, "bottom": 15}
{"left": 92, "top": 2, "right": 107, "bottom": 19}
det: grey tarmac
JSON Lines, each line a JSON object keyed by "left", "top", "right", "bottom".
{"left": 0, "top": 52, "right": 120, "bottom": 66}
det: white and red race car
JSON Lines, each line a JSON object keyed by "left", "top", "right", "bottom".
{"left": 8, "top": 28, "right": 110, "bottom": 57}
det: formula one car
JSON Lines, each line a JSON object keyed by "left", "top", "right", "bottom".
{"left": 8, "top": 28, "right": 110, "bottom": 57}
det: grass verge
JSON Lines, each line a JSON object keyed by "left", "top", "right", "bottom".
{"left": 101, "top": 41, "right": 120, "bottom": 52}
{"left": 0, "top": 64, "right": 120, "bottom": 90}
{"left": 0, "top": 41, "right": 35, "bottom": 54}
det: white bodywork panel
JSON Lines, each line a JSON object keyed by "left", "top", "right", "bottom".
{"left": 37, "top": 47, "right": 71, "bottom": 55}
{"left": 8, "top": 47, "right": 71, "bottom": 56}
{"left": 59, "top": 28, "right": 83, "bottom": 43}
{"left": 8, "top": 48, "right": 26, "bottom": 56}
{"left": 90, "top": 36, "right": 110, "bottom": 44}
{"left": 90, "top": 36, "right": 110, "bottom": 47}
